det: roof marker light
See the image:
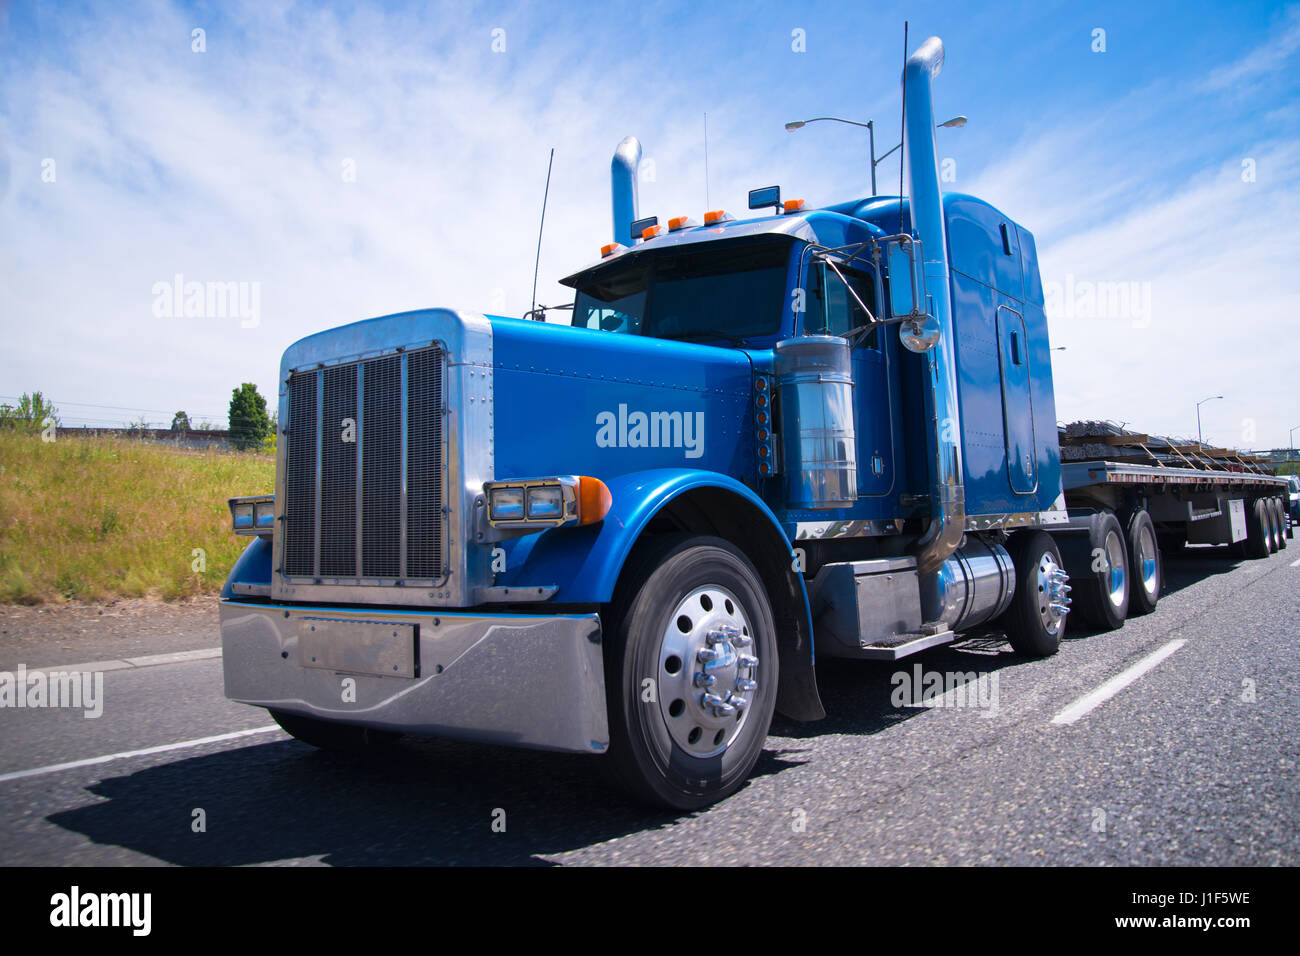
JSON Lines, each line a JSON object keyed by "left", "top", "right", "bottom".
{"left": 783, "top": 198, "right": 806, "bottom": 213}
{"left": 601, "top": 242, "right": 626, "bottom": 258}
{"left": 641, "top": 224, "right": 663, "bottom": 239}
{"left": 668, "top": 215, "right": 698, "bottom": 232}
{"left": 703, "top": 209, "right": 731, "bottom": 225}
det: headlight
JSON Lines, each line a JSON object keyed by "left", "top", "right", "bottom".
{"left": 230, "top": 495, "right": 274, "bottom": 536}
{"left": 526, "top": 485, "right": 564, "bottom": 519}
{"left": 483, "top": 476, "right": 611, "bottom": 533}
{"left": 232, "top": 501, "right": 254, "bottom": 530}
{"left": 489, "top": 487, "right": 525, "bottom": 521}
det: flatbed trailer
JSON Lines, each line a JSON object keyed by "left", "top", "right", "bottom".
{"left": 1049, "top": 458, "right": 1291, "bottom": 630}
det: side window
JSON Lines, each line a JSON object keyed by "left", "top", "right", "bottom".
{"left": 809, "top": 264, "right": 877, "bottom": 349}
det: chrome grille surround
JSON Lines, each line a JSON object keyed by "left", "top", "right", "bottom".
{"left": 271, "top": 309, "right": 494, "bottom": 608}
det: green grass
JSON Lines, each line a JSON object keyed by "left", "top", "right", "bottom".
{"left": 0, "top": 431, "right": 274, "bottom": 604}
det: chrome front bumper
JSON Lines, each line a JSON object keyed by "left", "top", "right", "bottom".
{"left": 220, "top": 600, "right": 608, "bottom": 754}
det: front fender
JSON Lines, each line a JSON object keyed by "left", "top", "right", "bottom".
{"left": 220, "top": 536, "right": 272, "bottom": 599}
{"left": 492, "top": 469, "right": 823, "bottom": 720}
{"left": 492, "top": 469, "right": 788, "bottom": 602}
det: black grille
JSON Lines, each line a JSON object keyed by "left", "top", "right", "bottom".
{"left": 281, "top": 347, "right": 445, "bottom": 582}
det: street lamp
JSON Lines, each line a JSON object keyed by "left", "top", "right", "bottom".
{"left": 1195, "top": 395, "right": 1223, "bottom": 445}
{"left": 784, "top": 115, "right": 967, "bottom": 196}
{"left": 1289, "top": 425, "right": 1299, "bottom": 461}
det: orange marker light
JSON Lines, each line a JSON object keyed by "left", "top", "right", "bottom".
{"left": 642, "top": 225, "right": 663, "bottom": 240}
{"left": 668, "top": 215, "right": 689, "bottom": 231}
{"left": 703, "top": 209, "right": 728, "bottom": 225}
{"left": 577, "top": 476, "right": 612, "bottom": 525}
{"left": 783, "top": 199, "right": 806, "bottom": 213}
{"left": 601, "top": 242, "right": 625, "bottom": 258}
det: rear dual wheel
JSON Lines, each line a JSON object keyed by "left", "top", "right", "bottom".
{"left": 1123, "top": 509, "right": 1161, "bottom": 616}
{"left": 1060, "top": 511, "right": 1130, "bottom": 631}
{"left": 1268, "top": 498, "right": 1287, "bottom": 551}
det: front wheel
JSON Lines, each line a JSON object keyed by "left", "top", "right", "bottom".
{"left": 605, "top": 535, "right": 778, "bottom": 810}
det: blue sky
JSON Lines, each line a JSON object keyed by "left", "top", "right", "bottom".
{"left": 2, "top": 0, "right": 1297, "bottom": 447}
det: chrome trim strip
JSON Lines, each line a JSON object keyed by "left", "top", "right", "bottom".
{"left": 794, "top": 518, "right": 904, "bottom": 540}
{"left": 355, "top": 360, "right": 364, "bottom": 578}
{"left": 399, "top": 351, "right": 409, "bottom": 581}
{"left": 313, "top": 370, "right": 323, "bottom": 578}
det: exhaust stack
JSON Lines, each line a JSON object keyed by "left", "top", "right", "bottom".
{"left": 902, "top": 36, "right": 966, "bottom": 577}
{"left": 610, "top": 136, "right": 642, "bottom": 246}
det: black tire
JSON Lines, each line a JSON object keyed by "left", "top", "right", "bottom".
{"left": 1265, "top": 500, "right": 1280, "bottom": 553}
{"left": 1058, "top": 510, "right": 1129, "bottom": 631}
{"left": 1270, "top": 499, "right": 1287, "bottom": 550}
{"left": 999, "top": 530, "right": 1068, "bottom": 656}
{"left": 1240, "top": 499, "right": 1271, "bottom": 559}
{"left": 1124, "top": 509, "right": 1161, "bottom": 616}
{"left": 269, "top": 710, "right": 402, "bottom": 753}
{"left": 605, "top": 535, "right": 778, "bottom": 810}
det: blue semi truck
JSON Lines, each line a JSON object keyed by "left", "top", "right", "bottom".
{"left": 220, "top": 36, "right": 1291, "bottom": 808}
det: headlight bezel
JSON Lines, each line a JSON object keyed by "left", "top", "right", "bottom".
{"left": 230, "top": 494, "right": 275, "bottom": 537}
{"left": 482, "top": 476, "right": 611, "bottom": 535}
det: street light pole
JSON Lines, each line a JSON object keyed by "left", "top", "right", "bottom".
{"left": 785, "top": 115, "right": 965, "bottom": 196}
{"left": 1196, "top": 395, "right": 1223, "bottom": 445}
{"left": 1289, "top": 425, "right": 1299, "bottom": 461}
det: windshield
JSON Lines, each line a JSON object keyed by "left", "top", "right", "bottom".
{"left": 571, "top": 240, "right": 790, "bottom": 343}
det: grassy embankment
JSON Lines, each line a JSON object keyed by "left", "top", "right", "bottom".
{"left": 0, "top": 431, "right": 274, "bottom": 604}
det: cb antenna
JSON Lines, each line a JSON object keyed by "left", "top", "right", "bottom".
{"left": 529, "top": 147, "right": 555, "bottom": 321}
{"left": 704, "top": 112, "right": 711, "bottom": 210}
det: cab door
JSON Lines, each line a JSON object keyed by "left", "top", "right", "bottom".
{"left": 996, "top": 304, "right": 1037, "bottom": 494}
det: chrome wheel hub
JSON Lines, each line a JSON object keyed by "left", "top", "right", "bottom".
{"left": 657, "top": 586, "right": 758, "bottom": 758}
{"left": 1103, "top": 529, "right": 1126, "bottom": 608}
{"left": 1037, "top": 552, "right": 1071, "bottom": 635}
{"left": 1136, "top": 525, "right": 1158, "bottom": 595}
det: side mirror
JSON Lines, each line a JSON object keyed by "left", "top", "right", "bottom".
{"left": 886, "top": 238, "right": 925, "bottom": 318}
{"left": 885, "top": 238, "right": 940, "bottom": 353}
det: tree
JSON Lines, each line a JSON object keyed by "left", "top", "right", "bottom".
{"left": 228, "top": 383, "right": 271, "bottom": 451}
{"left": 171, "top": 411, "right": 192, "bottom": 431}
{"left": 0, "top": 391, "right": 59, "bottom": 434}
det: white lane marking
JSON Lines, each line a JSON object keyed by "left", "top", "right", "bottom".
{"left": 1051, "top": 640, "right": 1186, "bottom": 726}
{"left": 26, "top": 647, "right": 221, "bottom": 674}
{"left": 1290, "top": 556, "right": 1300, "bottom": 567}
{"left": 0, "top": 725, "right": 281, "bottom": 784}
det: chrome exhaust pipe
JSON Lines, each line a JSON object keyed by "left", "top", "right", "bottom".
{"left": 610, "top": 136, "right": 642, "bottom": 247}
{"left": 903, "top": 37, "right": 966, "bottom": 576}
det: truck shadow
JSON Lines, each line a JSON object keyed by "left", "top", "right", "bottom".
{"left": 771, "top": 635, "right": 1024, "bottom": 740}
{"left": 44, "top": 734, "right": 804, "bottom": 866}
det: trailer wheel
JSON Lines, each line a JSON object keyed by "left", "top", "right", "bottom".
{"left": 1124, "top": 510, "right": 1161, "bottom": 616}
{"left": 1000, "top": 531, "right": 1069, "bottom": 656}
{"left": 1265, "top": 500, "right": 1280, "bottom": 553}
{"left": 605, "top": 535, "right": 778, "bottom": 810}
{"left": 1240, "top": 499, "right": 1271, "bottom": 559}
{"left": 1270, "top": 499, "right": 1287, "bottom": 550}
{"left": 1059, "top": 511, "right": 1129, "bottom": 631}
{"left": 269, "top": 710, "right": 402, "bottom": 753}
